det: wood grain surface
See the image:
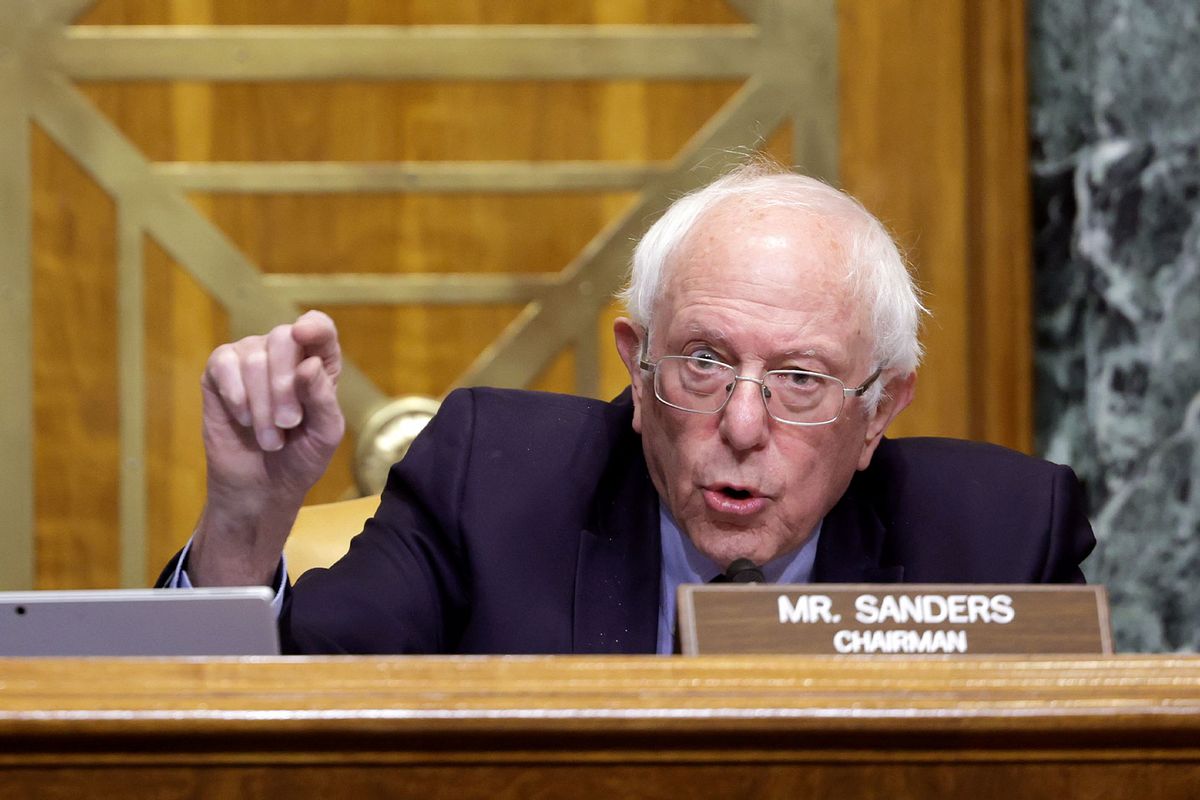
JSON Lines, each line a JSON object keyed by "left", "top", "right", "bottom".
{"left": 2, "top": 655, "right": 1199, "bottom": 798}
{"left": 681, "top": 585, "right": 1112, "bottom": 655}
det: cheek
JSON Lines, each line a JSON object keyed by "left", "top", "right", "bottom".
{"left": 772, "top": 426, "right": 847, "bottom": 484}
{"left": 831, "top": 415, "right": 871, "bottom": 471}
{"left": 642, "top": 408, "right": 708, "bottom": 480}
{"left": 783, "top": 425, "right": 865, "bottom": 496}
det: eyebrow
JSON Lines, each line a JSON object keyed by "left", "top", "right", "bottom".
{"left": 776, "top": 349, "right": 848, "bottom": 373}
{"left": 676, "top": 326, "right": 847, "bottom": 369}
{"left": 681, "top": 324, "right": 730, "bottom": 346}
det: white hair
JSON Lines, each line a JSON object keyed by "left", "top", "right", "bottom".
{"left": 618, "top": 163, "right": 926, "bottom": 408}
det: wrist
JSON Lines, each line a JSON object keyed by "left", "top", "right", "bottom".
{"left": 189, "top": 498, "right": 301, "bottom": 587}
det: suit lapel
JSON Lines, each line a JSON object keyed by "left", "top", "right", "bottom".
{"left": 573, "top": 429, "right": 661, "bottom": 654}
{"left": 813, "top": 471, "right": 905, "bottom": 584}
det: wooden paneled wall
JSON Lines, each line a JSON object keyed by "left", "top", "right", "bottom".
{"left": 30, "top": 0, "right": 1031, "bottom": 588}
{"left": 841, "top": 0, "right": 1033, "bottom": 447}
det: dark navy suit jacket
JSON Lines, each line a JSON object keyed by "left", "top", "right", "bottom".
{"left": 160, "top": 387, "right": 1095, "bottom": 655}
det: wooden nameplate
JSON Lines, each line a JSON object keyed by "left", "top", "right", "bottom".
{"left": 677, "top": 584, "right": 1112, "bottom": 655}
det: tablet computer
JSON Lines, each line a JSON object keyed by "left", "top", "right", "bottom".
{"left": 0, "top": 587, "right": 280, "bottom": 656}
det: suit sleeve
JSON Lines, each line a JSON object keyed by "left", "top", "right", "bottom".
{"left": 279, "top": 389, "right": 477, "bottom": 654}
{"left": 1039, "top": 464, "right": 1097, "bottom": 583}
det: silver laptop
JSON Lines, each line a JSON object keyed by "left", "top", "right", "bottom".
{"left": 0, "top": 587, "right": 280, "bottom": 656}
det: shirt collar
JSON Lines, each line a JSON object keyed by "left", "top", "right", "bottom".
{"left": 656, "top": 506, "right": 821, "bottom": 654}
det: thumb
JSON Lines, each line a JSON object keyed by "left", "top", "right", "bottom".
{"left": 294, "top": 355, "right": 345, "bottom": 449}
{"left": 291, "top": 310, "right": 341, "bottom": 384}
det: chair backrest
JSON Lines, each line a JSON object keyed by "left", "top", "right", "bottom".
{"left": 283, "top": 495, "right": 379, "bottom": 579}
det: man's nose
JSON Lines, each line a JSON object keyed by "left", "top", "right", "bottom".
{"left": 719, "top": 376, "right": 770, "bottom": 451}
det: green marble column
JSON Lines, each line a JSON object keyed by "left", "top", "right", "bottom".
{"left": 1030, "top": 0, "right": 1200, "bottom": 651}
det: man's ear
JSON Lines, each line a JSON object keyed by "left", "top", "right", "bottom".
{"left": 857, "top": 371, "right": 916, "bottom": 470}
{"left": 613, "top": 317, "right": 646, "bottom": 433}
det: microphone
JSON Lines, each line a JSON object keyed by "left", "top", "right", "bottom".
{"left": 724, "top": 558, "right": 764, "bottom": 584}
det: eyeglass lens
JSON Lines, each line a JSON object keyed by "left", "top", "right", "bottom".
{"left": 654, "top": 356, "right": 843, "bottom": 424}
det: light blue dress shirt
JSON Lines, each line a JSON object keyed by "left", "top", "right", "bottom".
{"left": 656, "top": 508, "right": 820, "bottom": 654}
{"left": 168, "top": 539, "right": 288, "bottom": 615}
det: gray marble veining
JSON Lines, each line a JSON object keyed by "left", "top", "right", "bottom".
{"left": 1030, "top": 0, "right": 1200, "bottom": 651}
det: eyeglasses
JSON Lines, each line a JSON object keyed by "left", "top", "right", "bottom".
{"left": 639, "top": 355, "right": 882, "bottom": 426}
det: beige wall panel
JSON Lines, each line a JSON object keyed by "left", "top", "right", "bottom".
{"left": 31, "top": 128, "right": 120, "bottom": 589}
{"left": 82, "top": 0, "right": 742, "bottom": 26}
{"left": 839, "top": 0, "right": 1033, "bottom": 450}
{"left": 839, "top": 0, "right": 972, "bottom": 441}
{"left": 964, "top": 0, "right": 1034, "bottom": 451}
{"left": 86, "top": 82, "right": 741, "bottom": 162}
{"left": 79, "top": 0, "right": 170, "bottom": 26}
{"left": 142, "top": 238, "right": 225, "bottom": 579}
{"left": 532, "top": 347, "right": 578, "bottom": 395}
{"left": 199, "top": 194, "right": 629, "bottom": 276}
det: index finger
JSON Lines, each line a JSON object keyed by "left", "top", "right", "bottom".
{"left": 290, "top": 310, "right": 341, "bottom": 381}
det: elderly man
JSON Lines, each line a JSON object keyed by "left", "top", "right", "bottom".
{"left": 161, "top": 165, "right": 1095, "bottom": 654}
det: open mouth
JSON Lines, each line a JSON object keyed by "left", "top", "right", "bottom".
{"left": 703, "top": 484, "right": 768, "bottom": 517}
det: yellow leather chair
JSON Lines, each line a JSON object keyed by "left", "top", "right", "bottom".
{"left": 283, "top": 495, "right": 379, "bottom": 578}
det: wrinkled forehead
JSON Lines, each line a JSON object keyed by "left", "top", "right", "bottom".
{"left": 650, "top": 200, "right": 866, "bottom": 330}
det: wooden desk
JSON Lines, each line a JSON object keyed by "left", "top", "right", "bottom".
{"left": 2, "top": 656, "right": 1199, "bottom": 798}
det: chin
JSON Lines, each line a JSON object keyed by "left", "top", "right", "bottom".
{"left": 689, "top": 523, "right": 778, "bottom": 569}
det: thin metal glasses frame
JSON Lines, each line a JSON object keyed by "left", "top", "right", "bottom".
{"left": 638, "top": 355, "right": 882, "bottom": 427}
